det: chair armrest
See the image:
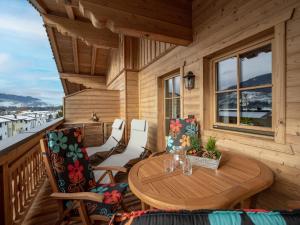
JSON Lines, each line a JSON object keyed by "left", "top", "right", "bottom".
{"left": 288, "top": 200, "right": 300, "bottom": 209}
{"left": 50, "top": 192, "right": 103, "bottom": 202}
{"left": 93, "top": 166, "right": 127, "bottom": 173}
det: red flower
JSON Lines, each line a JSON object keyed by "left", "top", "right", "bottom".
{"left": 103, "top": 190, "right": 121, "bottom": 204}
{"left": 170, "top": 120, "right": 183, "bottom": 134}
{"left": 68, "top": 160, "right": 84, "bottom": 183}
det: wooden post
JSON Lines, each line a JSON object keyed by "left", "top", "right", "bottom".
{"left": 0, "top": 163, "right": 12, "bottom": 225}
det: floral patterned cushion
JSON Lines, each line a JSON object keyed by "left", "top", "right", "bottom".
{"left": 166, "top": 118, "right": 198, "bottom": 153}
{"left": 46, "top": 127, "right": 128, "bottom": 217}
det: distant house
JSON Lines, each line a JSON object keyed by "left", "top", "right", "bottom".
{"left": 0, "top": 118, "right": 11, "bottom": 141}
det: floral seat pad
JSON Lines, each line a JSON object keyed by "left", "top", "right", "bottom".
{"left": 46, "top": 127, "right": 128, "bottom": 217}
{"left": 68, "top": 182, "right": 128, "bottom": 217}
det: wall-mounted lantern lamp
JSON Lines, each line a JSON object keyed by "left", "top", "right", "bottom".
{"left": 183, "top": 71, "right": 195, "bottom": 90}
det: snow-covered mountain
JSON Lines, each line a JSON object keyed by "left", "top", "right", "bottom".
{"left": 0, "top": 93, "right": 49, "bottom": 107}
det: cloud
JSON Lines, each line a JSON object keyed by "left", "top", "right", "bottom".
{"left": 0, "top": 14, "right": 46, "bottom": 40}
{"left": 38, "top": 76, "right": 60, "bottom": 81}
{"left": 0, "top": 53, "right": 11, "bottom": 67}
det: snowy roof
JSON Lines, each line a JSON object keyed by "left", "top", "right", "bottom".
{"left": 0, "top": 115, "right": 36, "bottom": 121}
{"left": 0, "top": 118, "right": 10, "bottom": 123}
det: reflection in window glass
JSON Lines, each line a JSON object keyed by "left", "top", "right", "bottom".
{"left": 217, "top": 57, "right": 237, "bottom": 91}
{"left": 240, "top": 88, "right": 272, "bottom": 127}
{"left": 165, "top": 79, "right": 173, "bottom": 98}
{"left": 174, "top": 76, "right": 181, "bottom": 97}
{"left": 240, "top": 44, "right": 272, "bottom": 88}
{"left": 173, "top": 98, "right": 181, "bottom": 119}
{"left": 217, "top": 92, "right": 237, "bottom": 124}
{"left": 165, "top": 99, "right": 172, "bottom": 119}
{"left": 165, "top": 119, "right": 170, "bottom": 135}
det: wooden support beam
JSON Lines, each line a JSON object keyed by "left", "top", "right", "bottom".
{"left": 79, "top": 0, "right": 192, "bottom": 46}
{"left": 29, "top": 0, "right": 47, "bottom": 14}
{"left": 43, "top": 14, "right": 119, "bottom": 49}
{"left": 46, "top": 26, "right": 63, "bottom": 72}
{"left": 72, "top": 38, "right": 79, "bottom": 73}
{"left": 91, "top": 47, "right": 97, "bottom": 75}
{"left": 64, "top": 5, "right": 80, "bottom": 74}
{"left": 60, "top": 73, "right": 106, "bottom": 89}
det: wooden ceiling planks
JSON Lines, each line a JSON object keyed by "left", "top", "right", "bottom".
{"left": 29, "top": 0, "right": 115, "bottom": 95}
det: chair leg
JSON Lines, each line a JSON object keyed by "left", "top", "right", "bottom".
{"left": 121, "top": 200, "right": 129, "bottom": 212}
{"left": 78, "top": 200, "right": 92, "bottom": 225}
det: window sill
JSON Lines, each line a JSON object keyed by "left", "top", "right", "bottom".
{"left": 212, "top": 125, "right": 274, "bottom": 138}
{"left": 203, "top": 128, "right": 293, "bottom": 155}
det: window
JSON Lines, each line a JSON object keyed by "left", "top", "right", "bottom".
{"left": 0, "top": 136, "right": 2, "bottom": 141}
{"left": 164, "top": 75, "right": 181, "bottom": 134}
{"left": 0, "top": 123, "right": 2, "bottom": 128}
{"left": 213, "top": 43, "right": 273, "bottom": 135}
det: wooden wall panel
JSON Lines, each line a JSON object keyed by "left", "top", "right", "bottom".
{"left": 107, "top": 37, "right": 125, "bottom": 85}
{"left": 138, "top": 39, "right": 175, "bottom": 69}
{"left": 138, "top": 0, "right": 300, "bottom": 209}
{"left": 107, "top": 72, "right": 126, "bottom": 120}
{"left": 126, "top": 71, "right": 139, "bottom": 138}
{"left": 64, "top": 89, "right": 120, "bottom": 123}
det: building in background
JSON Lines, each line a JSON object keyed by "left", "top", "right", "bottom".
{"left": 0, "top": 110, "right": 61, "bottom": 141}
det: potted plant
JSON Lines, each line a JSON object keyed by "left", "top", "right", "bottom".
{"left": 188, "top": 136, "right": 222, "bottom": 170}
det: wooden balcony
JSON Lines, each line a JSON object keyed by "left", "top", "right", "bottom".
{"left": 0, "top": 118, "right": 143, "bottom": 225}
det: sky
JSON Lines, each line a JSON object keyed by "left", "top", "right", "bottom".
{"left": 0, "top": 0, "right": 64, "bottom": 106}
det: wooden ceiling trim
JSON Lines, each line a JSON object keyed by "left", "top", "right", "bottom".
{"left": 43, "top": 14, "right": 119, "bottom": 48}
{"left": 79, "top": 0, "right": 192, "bottom": 46}
{"left": 91, "top": 47, "right": 97, "bottom": 75}
{"left": 46, "top": 26, "right": 63, "bottom": 72}
{"left": 60, "top": 72, "right": 104, "bottom": 79}
{"left": 30, "top": 0, "right": 48, "bottom": 14}
{"left": 60, "top": 78, "right": 69, "bottom": 94}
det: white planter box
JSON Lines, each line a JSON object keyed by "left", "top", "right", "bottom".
{"left": 188, "top": 154, "right": 222, "bottom": 170}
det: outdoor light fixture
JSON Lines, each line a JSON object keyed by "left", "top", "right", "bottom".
{"left": 183, "top": 71, "right": 195, "bottom": 90}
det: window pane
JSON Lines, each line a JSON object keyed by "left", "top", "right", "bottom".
{"left": 216, "top": 57, "right": 237, "bottom": 91}
{"left": 217, "top": 91, "right": 237, "bottom": 124}
{"left": 240, "top": 44, "right": 272, "bottom": 88}
{"left": 165, "top": 99, "right": 172, "bottom": 118}
{"left": 165, "top": 79, "right": 173, "bottom": 97}
{"left": 173, "top": 98, "right": 181, "bottom": 119}
{"left": 174, "top": 76, "right": 181, "bottom": 97}
{"left": 240, "top": 88, "right": 272, "bottom": 127}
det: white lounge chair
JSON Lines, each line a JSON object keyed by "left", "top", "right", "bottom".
{"left": 93, "top": 119, "right": 148, "bottom": 183}
{"left": 87, "top": 118, "right": 125, "bottom": 157}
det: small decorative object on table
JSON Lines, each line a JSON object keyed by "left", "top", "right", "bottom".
{"left": 187, "top": 136, "right": 222, "bottom": 170}
{"left": 91, "top": 112, "right": 99, "bottom": 122}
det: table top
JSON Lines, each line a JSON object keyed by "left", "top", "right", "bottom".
{"left": 128, "top": 151, "right": 273, "bottom": 210}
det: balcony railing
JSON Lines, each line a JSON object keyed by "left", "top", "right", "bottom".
{"left": 0, "top": 118, "right": 64, "bottom": 225}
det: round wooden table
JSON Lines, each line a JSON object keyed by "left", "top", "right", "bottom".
{"left": 128, "top": 151, "right": 273, "bottom": 210}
